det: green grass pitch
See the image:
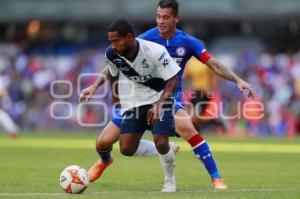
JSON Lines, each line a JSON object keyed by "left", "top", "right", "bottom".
{"left": 0, "top": 131, "right": 300, "bottom": 199}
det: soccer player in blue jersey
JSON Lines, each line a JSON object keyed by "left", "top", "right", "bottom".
{"left": 80, "top": 0, "right": 254, "bottom": 192}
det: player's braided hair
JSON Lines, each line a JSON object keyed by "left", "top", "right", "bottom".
{"left": 158, "top": 0, "right": 179, "bottom": 16}
{"left": 108, "top": 19, "right": 135, "bottom": 37}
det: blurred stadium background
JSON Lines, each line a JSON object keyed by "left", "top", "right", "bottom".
{"left": 0, "top": 0, "right": 299, "bottom": 136}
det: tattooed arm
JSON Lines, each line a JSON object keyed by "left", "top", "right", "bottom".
{"left": 206, "top": 57, "right": 255, "bottom": 99}
{"left": 79, "top": 66, "right": 112, "bottom": 102}
{"left": 206, "top": 58, "right": 238, "bottom": 82}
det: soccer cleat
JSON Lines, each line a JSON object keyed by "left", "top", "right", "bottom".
{"left": 212, "top": 178, "right": 228, "bottom": 190}
{"left": 88, "top": 156, "right": 114, "bottom": 182}
{"left": 162, "top": 178, "right": 176, "bottom": 192}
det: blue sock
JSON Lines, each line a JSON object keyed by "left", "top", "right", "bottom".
{"left": 189, "top": 134, "right": 221, "bottom": 179}
{"left": 97, "top": 151, "right": 111, "bottom": 164}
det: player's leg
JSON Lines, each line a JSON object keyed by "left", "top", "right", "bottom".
{"left": 133, "top": 139, "right": 158, "bottom": 157}
{"left": 153, "top": 134, "right": 176, "bottom": 192}
{"left": 152, "top": 104, "right": 176, "bottom": 192}
{"left": 88, "top": 121, "right": 120, "bottom": 182}
{"left": 134, "top": 139, "right": 179, "bottom": 157}
{"left": 119, "top": 105, "right": 148, "bottom": 156}
{"left": 174, "top": 107, "right": 227, "bottom": 190}
{"left": 119, "top": 133, "right": 144, "bottom": 156}
{"left": 98, "top": 107, "right": 159, "bottom": 157}
{"left": 0, "top": 108, "right": 19, "bottom": 138}
{"left": 96, "top": 121, "right": 120, "bottom": 160}
{"left": 89, "top": 120, "right": 160, "bottom": 182}
{"left": 97, "top": 123, "right": 164, "bottom": 158}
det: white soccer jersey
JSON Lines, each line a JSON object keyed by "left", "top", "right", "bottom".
{"left": 106, "top": 38, "right": 181, "bottom": 113}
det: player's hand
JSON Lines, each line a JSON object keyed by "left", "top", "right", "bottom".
{"left": 146, "top": 103, "right": 163, "bottom": 125}
{"left": 236, "top": 79, "right": 255, "bottom": 99}
{"left": 79, "top": 85, "right": 97, "bottom": 103}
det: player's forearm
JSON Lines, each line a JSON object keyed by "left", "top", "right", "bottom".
{"left": 92, "top": 66, "right": 112, "bottom": 89}
{"left": 206, "top": 58, "right": 240, "bottom": 83}
{"left": 156, "top": 75, "right": 178, "bottom": 105}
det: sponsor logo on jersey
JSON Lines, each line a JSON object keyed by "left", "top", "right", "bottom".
{"left": 173, "top": 57, "right": 183, "bottom": 65}
{"left": 176, "top": 47, "right": 186, "bottom": 56}
{"left": 127, "top": 75, "right": 152, "bottom": 82}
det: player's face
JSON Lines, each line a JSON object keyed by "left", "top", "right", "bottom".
{"left": 108, "top": 31, "right": 131, "bottom": 56}
{"left": 156, "top": 7, "right": 179, "bottom": 35}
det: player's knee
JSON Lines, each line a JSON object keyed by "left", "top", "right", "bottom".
{"left": 96, "top": 138, "right": 110, "bottom": 151}
{"left": 177, "top": 123, "right": 193, "bottom": 134}
{"left": 154, "top": 137, "right": 169, "bottom": 154}
{"left": 120, "top": 146, "right": 136, "bottom": 156}
{"left": 176, "top": 125, "right": 198, "bottom": 140}
{"left": 96, "top": 134, "right": 116, "bottom": 150}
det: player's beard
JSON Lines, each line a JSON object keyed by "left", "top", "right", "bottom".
{"left": 119, "top": 44, "right": 131, "bottom": 57}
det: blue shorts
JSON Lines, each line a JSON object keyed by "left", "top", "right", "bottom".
{"left": 111, "top": 101, "right": 185, "bottom": 129}
{"left": 121, "top": 103, "right": 175, "bottom": 136}
{"left": 175, "top": 101, "right": 186, "bottom": 112}
{"left": 111, "top": 107, "right": 122, "bottom": 128}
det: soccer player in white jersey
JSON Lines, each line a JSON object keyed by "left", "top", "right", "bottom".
{"left": 103, "top": 19, "right": 180, "bottom": 191}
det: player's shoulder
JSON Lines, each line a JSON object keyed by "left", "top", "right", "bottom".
{"left": 176, "top": 29, "right": 203, "bottom": 44}
{"left": 104, "top": 45, "right": 118, "bottom": 61}
{"left": 104, "top": 45, "right": 113, "bottom": 55}
{"left": 138, "top": 27, "right": 160, "bottom": 41}
{"left": 138, "top": 39, "right": 167, "bottom": 62}
{"left": 138, "top": 38, "right": 166, "bottom": 52}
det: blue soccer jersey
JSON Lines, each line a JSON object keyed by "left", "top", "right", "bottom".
{"left": 138, "top": 27, "right": 211, "bottom": 103}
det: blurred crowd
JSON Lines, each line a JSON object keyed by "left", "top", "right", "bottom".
{"left": 0, "top": 41, "right": 110, "bottom": 131}
{"left": 217, "top": 51, "right": 300, "bottom": 137}
{"left": 0, "top": 39, "right": 299, "bottom": 136}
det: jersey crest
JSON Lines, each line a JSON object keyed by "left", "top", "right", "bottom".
{"left": 176, "top": 47, "right": 186, "bottom": 56}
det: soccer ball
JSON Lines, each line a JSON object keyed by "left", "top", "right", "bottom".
{"left": 59, "top": 165, "right": 89, "bottom": 194}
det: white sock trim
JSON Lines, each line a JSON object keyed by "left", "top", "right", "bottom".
{"left": 192, "top": 140, "right": 206, "bottom": 150}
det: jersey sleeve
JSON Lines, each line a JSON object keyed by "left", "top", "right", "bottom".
{"left": 105, "top": 54, "right": 119, "bottom": 77}
{"left": 137, "top": 29, "right": 153, "bottom": 40}
{"left": 137, "top": 32, "right": 148, "bottom": 40}
{"left": 153, "top": 46, "right": 181, "bottom": 81}
{"left": 189, "top": 37, "right": 212, "bottom": 64}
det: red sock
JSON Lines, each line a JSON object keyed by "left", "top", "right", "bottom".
{"left": 188, "top": 134, "right": 204, "bottom": 148}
